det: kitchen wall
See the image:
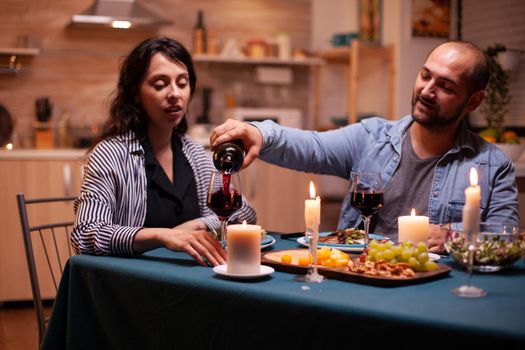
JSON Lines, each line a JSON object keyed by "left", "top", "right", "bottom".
{"left": 310, "top": 0, "right": 408, "bottom": 198}
{"left": 310, "top": 0, "right": 446, "bottom": 129}
{"left": 3, "top": 0, "right": 523, "bottom": 146}
{"left": 462, "top": 0, "right": 525, "bottom": 127}
{"left": 0, "top": 0, "right": 312, "bottom": 147}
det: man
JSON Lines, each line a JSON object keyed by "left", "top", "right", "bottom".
{"left": 210, "top": 41, "right": 519, "bottom": 253}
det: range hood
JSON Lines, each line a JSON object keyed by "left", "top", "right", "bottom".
{"left": 71, "top": 0, "right": 172, "bottom": 29}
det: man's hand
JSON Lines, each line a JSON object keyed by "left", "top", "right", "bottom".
{"left": 210, "top": 119, "right": 263, "bottom": 169}
{"left": 428, "top": 224, "right": 446, "bottom": 254}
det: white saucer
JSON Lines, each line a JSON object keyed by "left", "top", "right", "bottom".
{"left": 213, "top": 264, "right": 274, "bottom": 279}
{"left": 428, "top": 252, "right": 440, "bottom": 261}
{"left": 261, "top": 236, "right": 276, "bottom": 249}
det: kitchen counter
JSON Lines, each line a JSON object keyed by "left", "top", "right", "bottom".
{"left": 0, "top": 150, "right": 85, "bottom": 301}
{"left": 0, "top": 149, "right": 88, "bottom": 160}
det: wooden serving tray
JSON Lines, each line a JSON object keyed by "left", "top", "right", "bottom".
{"left": 262, "top": 249, "right": 452, "bottom": 287}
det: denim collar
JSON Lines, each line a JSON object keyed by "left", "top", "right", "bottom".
{"left": 370, "top": 114, "right": 477, "bottom": 156}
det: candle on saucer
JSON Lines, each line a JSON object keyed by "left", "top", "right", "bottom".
{"left": 305, "top": 181, "right": 321, "bottom": 228}
{"left": 398, "top": 208, "right": 429, "bottom": 244}
{"left": 227, "top": 220, "right": 261, "bottom": 274}
{"left": 462, "top": 167, "right": 481, "bottom": 233}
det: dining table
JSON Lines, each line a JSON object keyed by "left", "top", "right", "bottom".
{"left": 41, "top": 232, "right": 525, "bottom": 350}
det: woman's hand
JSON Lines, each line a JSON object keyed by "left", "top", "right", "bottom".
{"left": 210, "top": 119, "right": 263, "bottom": 169}
{"left": 173, "top": 218, "right": 207, "bottom": 231}
{"left": 133, "top": 227, "right": 226, "bottom": 267}
{"left": 428, "top": 224, "right": 446, "bottom": 254}
{"left": 161, "top": 229, "right": 226, "bottom": 267}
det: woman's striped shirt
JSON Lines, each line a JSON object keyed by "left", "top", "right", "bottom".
{"left": 71, "top": 131, "right": 257, "bottom": 256}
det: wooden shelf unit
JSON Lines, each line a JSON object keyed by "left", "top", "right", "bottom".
{"left": 312, "top": 40, "right": 396, "bottom": 129}
{"left": 193, "top": 54, "right": 323, "bottom": 66}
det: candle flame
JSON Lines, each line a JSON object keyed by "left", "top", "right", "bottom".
{"left": 411, "top": 208, "right": 416, "bottom": 217}
{"left": 309, "top": 181, "right": 316, "bottom": 198}
{"left": 242, "top": 220, "right": 247, "bottom": 226}
{"left": 469, "top": 168, "right": 478, "bottom": 186}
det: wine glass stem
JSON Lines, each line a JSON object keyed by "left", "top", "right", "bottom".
{"left": 362, "top": 215, "right": 371, "bottom": 248}
{"left": 219, "top": 217, "right": 228, "bottom": 246}
{"left": 467, "top": 241, "right": 475, "bottom": 286}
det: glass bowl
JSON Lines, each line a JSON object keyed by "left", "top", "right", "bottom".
{"left": 442, "top": 223, "right": 525, "bottom": 272}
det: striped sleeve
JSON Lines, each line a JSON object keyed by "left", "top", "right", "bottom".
{"left": 71, "top": 136, "right": 146, "bottom": 256}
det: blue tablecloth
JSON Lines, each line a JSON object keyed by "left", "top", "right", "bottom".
{"left": 42, "top": 234, "right": 525, "bottom": 349}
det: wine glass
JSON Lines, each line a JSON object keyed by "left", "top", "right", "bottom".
{"left": 445, "top": 223, "right": 487, "bottom": 298}
{"left": 350, "top": 172, "right": 384, "bottom": 249}
{"left": 453, "top": 232, "right": 486, "bottom": 298}
{"left": 207, "top": 171, "right": 243, "bottom": 246}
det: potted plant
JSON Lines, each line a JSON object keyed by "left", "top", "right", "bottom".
{"left": 478, "top": 44, "right": 524, "bottom": 161}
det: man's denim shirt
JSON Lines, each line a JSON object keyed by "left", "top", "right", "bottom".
{"left": 253, "top": 115, "right": 519, "bottom": 229}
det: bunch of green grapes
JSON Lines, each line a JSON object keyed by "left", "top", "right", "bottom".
{"left": 363, "top": 240, "right": 438, "bottom": 272}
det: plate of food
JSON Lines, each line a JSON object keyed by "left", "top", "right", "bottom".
{"left": 296, "top": 228, "right": 389, "bottom": 252}
{"left": 261, "top": 234, "right": 276, "bottom": 249}
{"left": 262, "top": 248, "right": 451, "bottom": 287}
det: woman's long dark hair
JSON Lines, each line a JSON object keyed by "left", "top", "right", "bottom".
{"left": 98, "top": 37, "right": 197, "bottom": 143}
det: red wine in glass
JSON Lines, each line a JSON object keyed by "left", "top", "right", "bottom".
{"left": 350, "top": 172, "right": 383, "bottom": 249}
{"left": 207, "top": 171, "right": 243, "bottom": 245}
{"left": 350, "top": 191, "right": 384, "bottom": 216}
{"left": 207, "top": 189, "right": 242, "bottom": 218}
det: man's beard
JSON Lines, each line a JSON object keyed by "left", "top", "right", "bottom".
{"left": 411, "top": 93, "right": 467, "bottom": 131}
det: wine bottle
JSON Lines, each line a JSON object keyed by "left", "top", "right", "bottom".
{"left": 213, "top": 140, "right": 245, "bottom": 173}
{"left": 193, "top": 10, "right": 207, "bottom": 55}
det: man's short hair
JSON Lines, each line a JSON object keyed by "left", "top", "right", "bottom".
{"left": 429, "top": 41, "right": 489, "bottom": 94}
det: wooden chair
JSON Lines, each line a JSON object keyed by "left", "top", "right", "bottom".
{"left": 16, "top": 193, "right": 77, "bottom": 344}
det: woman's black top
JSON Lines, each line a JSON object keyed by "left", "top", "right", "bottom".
{"left": 142, "top": 133, "right": 201, "bottom": 228}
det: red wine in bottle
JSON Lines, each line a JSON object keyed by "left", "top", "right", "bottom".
{"left": 350, "top": 191, "right": 384, "bottom": 216}
{"left": 213, "top": 140, "right": 245, "bottom": 173}
{"left": 193, "top": 10, "right": 207, "bottom": 55}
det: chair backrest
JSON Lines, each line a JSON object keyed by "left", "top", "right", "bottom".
{"left": 16, "top": 193, "right": 77, "bottom": 344}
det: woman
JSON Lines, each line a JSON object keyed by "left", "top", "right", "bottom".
{"left": 71, "top": 37, "right": 256, "bottom": 266}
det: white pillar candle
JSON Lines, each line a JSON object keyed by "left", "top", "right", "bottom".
{"left": 462, "top": 168, "right": 481, "bottom": 233}
{"left": 227, "top": 221, "right": 261, "bottom": 274}
{"left": 398, "top": 208, "right": 429, "bottom": 244}
{"left": 305, "top": 181, "right": 321, "bottom": 228}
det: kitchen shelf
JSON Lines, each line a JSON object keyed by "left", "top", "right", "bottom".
{"left": 0, "top": 47, "right": 40, "bottom": 74}
{"left": 193, "top": 54, "right": 323, "bottom": 66}
{"left": 312, "top": 40, "right": 396, "bottom": 128}
{"left": 0, "top": 47, "right": 40, "bottom": 56}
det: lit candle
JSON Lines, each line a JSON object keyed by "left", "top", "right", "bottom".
{"left": 304, "top": 181, "right": 321, "bottom": 228}
{"left": 227, "top": 220, "right": 261, "bottom": 274}
{"left": 398, "top": 208, "right": 429, "bottom": 244}
{"left": 462, "top": 168, "right": 481, "bottom": 233}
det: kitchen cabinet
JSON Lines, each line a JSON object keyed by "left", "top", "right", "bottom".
{"left": 241, "top": 160, "right": 319, "bottom": 233}
{"left": 0, "top": 150, "right": 85, "bottom": 301}
{"left": 312, "top": 40, "right": 396, "bottom": 129}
